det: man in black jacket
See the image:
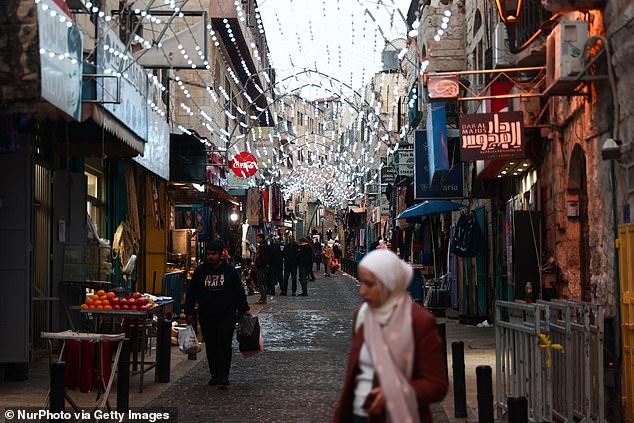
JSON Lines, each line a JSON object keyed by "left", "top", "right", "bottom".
{"left": 254, "top": 233, "right": 269, "bottom": 304}
{"left": 281, "top": 236, "right": 299, "bottom": 295}
{"left": 185, "top": 240, "right": 250, "bottom": 388}
{"left": 297, "top": 237, "right": 314, "bottom": 296}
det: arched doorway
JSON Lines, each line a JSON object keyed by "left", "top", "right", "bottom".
{"left": 567, "top": 145, "right": 591, "bottom": 300}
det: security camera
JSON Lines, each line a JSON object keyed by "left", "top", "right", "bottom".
{"left": 601, "top": 138, "right": 621, "bottom": 161}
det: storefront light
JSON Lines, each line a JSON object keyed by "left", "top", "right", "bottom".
{"left": 230, "top": 212, "right": 239, "bottom": 222}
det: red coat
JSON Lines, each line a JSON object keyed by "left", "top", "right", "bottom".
{"left": 333, "top": 302, "right": 448, "bottom": 423}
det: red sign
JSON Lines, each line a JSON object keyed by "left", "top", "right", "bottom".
{"left": 230, "top": 152, "right": 258, "bottom": 178}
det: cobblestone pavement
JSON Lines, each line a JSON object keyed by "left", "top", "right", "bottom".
{"left": 148, "top": 271, "right": 451, "bottom": 423}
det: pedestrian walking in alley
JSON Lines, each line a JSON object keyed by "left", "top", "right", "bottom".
{"left": 322, "top": 242, "right": 334, "bottom": 277}
{"left": 297, "top": 237, "right": 314, "bottom": 296}
{"left": 282, "top": 236, "right": 300, "bottom": 295}
{"left": 268, "top": 237, "right": 283, "bottom": 295}
{"left": 333, "top": 249, "right": 448, "bottom": 423}
{"left": 254, "top": 233, "right": 269, "bottom": 304}
{"left": 313, "top": 238, "right": 323, "bottom": 271}
{"left": 184, "top": 240, "right": 251, "bottom": 388}
{"left": 333, "top": 240, "right": 342, "bottom": 261}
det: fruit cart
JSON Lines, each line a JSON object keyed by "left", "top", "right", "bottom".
{"left": 81, "top": 297, "right": 174, "bottom": 393}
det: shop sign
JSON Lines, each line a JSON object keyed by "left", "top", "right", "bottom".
{"left": 380, "top": 164, "right": 398, "bottom": 184}
{"left": 251, "top": 127, "right": 278, "bottom": 149}
{"left": 230, "top": 152, "right": 258, "bottom": 178}
{"left": 414, "top": 130, "right": 464, "bottom": 199}
{"left": 37, "top": 0, "right": 83, "bottom": 121}
{"left": 396, "top": 150, "right": 415, "bottom": 177}
{"left": 97, "top": 17, "right": 149, "bottom": 141}
{"left": 459, "top": 111, "right": 524, "bottom": 161}
{"left": 133, "top": 80, "right": 170, "bottom": 179}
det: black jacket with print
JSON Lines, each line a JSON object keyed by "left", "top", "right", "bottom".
{"left": 184, "top": 262, "right": 249, "bottom": 317}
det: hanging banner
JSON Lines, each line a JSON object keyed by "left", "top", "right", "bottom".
{"left": 427, "top": 102, "right": 449, "bottom": 185}
{"left": 414, "top": 130, "right": 464, "bottom": 199}
{"left": 230, "top": 152, "right": 258, "bottom": 178}
{"left": 459, "top": 111, "right": 525, "bottom": 161}
{"left": 37, "top": 0, "right": 83, "bottom": 121}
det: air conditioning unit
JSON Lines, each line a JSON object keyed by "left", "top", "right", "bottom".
{"left": 545, "top": 21, "right": 589, "bottom": 96}
{"left": 494, "top": 22, "right": 516, "bottom": 68}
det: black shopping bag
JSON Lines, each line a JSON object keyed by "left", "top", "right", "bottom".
{"left": 237, "top": 315, "right": 261, "bottom": 352}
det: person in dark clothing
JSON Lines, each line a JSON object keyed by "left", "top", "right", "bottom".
{"left": 332, "top": 241, "right": 342, "bottom": 261}
{"left": 297, "top": 237, "right": 314, "bottom": 296}
{"left": 313, "top": 239, "right": 323, "bottom": 271}
{"left": 254, "top": 233, "right": 269, "bottom": 304}
{"left": 185, "top": 240, "right": 250, "bottom": 388}
{"left": 281, "top": 236, "right": 299, "bottom": 295}
{"left": 268, "top": 237, "right": 283, "bottom": 296}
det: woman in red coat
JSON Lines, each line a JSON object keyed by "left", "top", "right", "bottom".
{"left": 333, "top": 249, "right": 448, "bottom": 423}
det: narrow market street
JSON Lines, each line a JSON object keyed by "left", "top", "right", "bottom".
{"left": 147, "top": 272, "right": 451, "bottom": 423}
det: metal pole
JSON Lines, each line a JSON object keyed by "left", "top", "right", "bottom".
{"left": 157, "top": 319, "right": 172, "bottom": 383}
{"left": 50, "top": 361, "right": 65, "bottom": 420}
{"left": 452, "top": 342, "right": 467, "bottom": 418}
{"left": 437, "top": 323, "right": 448, "bottom": 380}
{"left": 117, "top": 339, "right": 130, "bottom": 412}
{"left": 507, "top": 397, "right": 528, "bottom": 423}
{"left": 476, "top": 365, "right": 494, "bottom": 423}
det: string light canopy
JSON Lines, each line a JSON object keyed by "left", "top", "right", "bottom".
{"left": 67, "top": 0, "right": 416, "bottom": 206}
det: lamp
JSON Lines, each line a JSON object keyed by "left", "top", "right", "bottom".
{"left": 495, "top": 0, "right": 523, "bottom": 24}
{"left": 230, "top": 211, "right": 239, "bottom": 222}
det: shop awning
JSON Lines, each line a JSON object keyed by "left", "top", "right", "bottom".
{"left": 208, "top": 184, "right": 240, "bottom": 206}
{"left": 42, "top": 103, "right": 145, "bottom": 157}
{"left": 83, "top": 104, "right": 145, "bottom": 154}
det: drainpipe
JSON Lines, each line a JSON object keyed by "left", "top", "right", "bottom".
{"left": 589, "top": 34, "right": 622, "bottom": 417}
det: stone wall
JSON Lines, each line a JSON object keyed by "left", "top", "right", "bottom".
{"left": 539, "top": 10, "right": 620, "bottom": 313}
{"left": 0, "top": 0, "right": 41, "bottom": 114}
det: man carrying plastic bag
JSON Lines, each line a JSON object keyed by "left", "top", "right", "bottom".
{"left": 185, "top": 240, "right": 251, "bottom": 389}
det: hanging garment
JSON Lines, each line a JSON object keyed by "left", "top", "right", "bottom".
{"left": 247, "top": 188, "right": 261, "bottom": 225}
{"left": 450, "top": 213, "right": 484, "bottom": 257}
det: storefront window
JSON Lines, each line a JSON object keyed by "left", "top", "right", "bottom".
{"left": 85, "top": 168, "right": 103, "bottom": 236}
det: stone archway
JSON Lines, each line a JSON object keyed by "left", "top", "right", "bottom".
{"left": 566, "top": 144, "right": 591, "bottom": 300}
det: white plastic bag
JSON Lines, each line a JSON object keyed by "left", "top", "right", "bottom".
{"left": 178, "top": 324, "right": 200, "bottom": 354}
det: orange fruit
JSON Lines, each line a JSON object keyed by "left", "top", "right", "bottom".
{"left": 80, "top": 304, "right": 88, "bottom": 309}
{"left": 94, "top": 300, "right": 102, "bottom": 306}
{"left": 104, "top": 305, "right": 112, "bottom": 310}
{"left": 97, "top": 305, "right": 104, "bottom": 310}
{"left": 102, "top": 300, "right": 109, "bottom": 306}
{"left": 106, "top": 292, "right": 116, "bottom": 300}
{"left": 89, "top": 305, "right": 96, "bottom": 309}
{"left": 91, "top": 294, "right": 99, "bottom": 301}
{"left": 85, "top": 298, "right": 93, "bottom": 306}
{"left": 97, "top": 290, "right": 105, "bottom": 296}
{"left": 99, "top": 295, "right": 107, "bottom": 301}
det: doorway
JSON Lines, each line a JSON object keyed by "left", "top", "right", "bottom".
{"left": 567, "top": 145, "right": 590, "bottom": 301}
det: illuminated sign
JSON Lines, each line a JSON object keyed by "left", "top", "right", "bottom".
{"left": 459, "top": 111, "right": 525, "bottom": 161}
{"left": 230, "top": 152, "right": 258, "bottom": 178}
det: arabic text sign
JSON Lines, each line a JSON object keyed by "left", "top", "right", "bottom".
{"left": 459, "top": 111, "right": 525, "bottom": 161}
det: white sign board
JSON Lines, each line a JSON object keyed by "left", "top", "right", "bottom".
{"left": 397, "top": 150, "right": 415, "bottom": 177}
{"left": 97, "top": 18, "right": 148, "bottom": 141}
{"left": 37, "top": 0, "right": 83, "bottom": 121}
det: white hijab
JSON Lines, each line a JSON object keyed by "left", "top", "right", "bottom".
{"left": 357, "top": 250, "right": 419, "bottom": 423}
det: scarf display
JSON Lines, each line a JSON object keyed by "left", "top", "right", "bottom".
{"left": 357, "top": 250, "right": 419, "bottom": 423}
